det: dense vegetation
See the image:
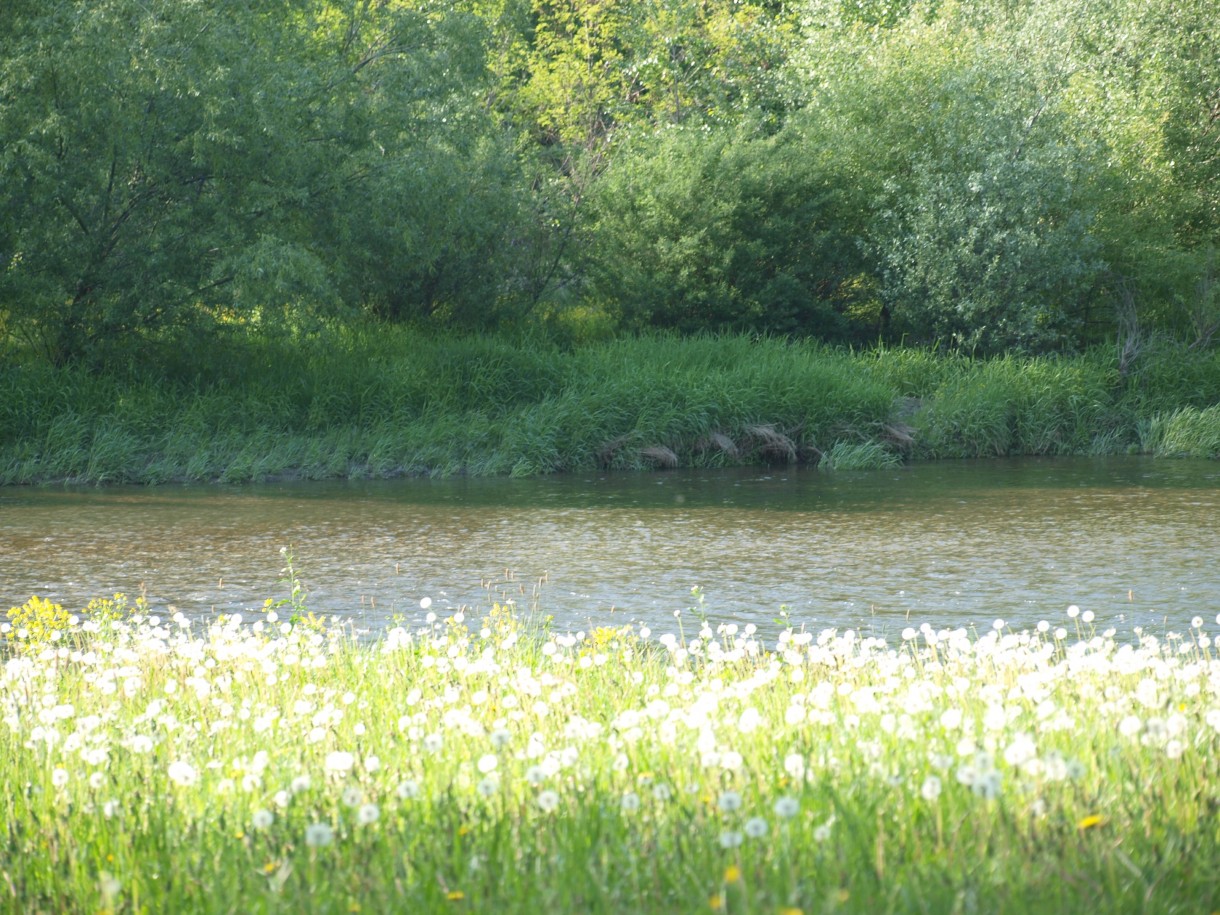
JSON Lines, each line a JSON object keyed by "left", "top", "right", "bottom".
{"left": 3, "top": 587, "right": 1220, "bottom": 913}
{"left": 3, "top": 0, "right": 1218, "bottom": 369}
{"left": 3, "top": 329, "right": 1220, "bottom": 485}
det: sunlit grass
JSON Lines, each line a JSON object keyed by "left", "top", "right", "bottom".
{"left": 3, "top": 571, "right": 1219, "bottom": 913}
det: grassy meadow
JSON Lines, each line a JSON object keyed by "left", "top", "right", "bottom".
{"left": 3, "top": 329, "right": 1220, "bottom": 486}
{"left": 3, "top": 565, "right": 1219, "bottom": 914}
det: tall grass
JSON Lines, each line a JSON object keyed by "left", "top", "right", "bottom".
{"left": 2, "top": 329, "right": 1218, "bottom": 485}
{"left": 2, "top": 583, "right": 1218, "bottom": 913}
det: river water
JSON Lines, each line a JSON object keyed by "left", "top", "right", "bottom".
{"left": 2, "top": 457, "right": 1218, "bottom": 638}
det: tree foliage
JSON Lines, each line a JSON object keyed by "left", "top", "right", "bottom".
{"left": 1, "top": 0, "right": 1218, "bottom": 363}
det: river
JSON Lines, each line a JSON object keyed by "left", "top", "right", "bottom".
{"left": 2, "top": 457, "right": 1218, "bottom": 638}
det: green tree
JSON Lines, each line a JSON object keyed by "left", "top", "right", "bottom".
{"left": 787, "top": 5, "right": 1106, "bottom": 352}
{"left": 583, "top": 122, "right": 866, "bottom": 336}
{"left": 0, "top": 0, "right": 521, "bottom": 364}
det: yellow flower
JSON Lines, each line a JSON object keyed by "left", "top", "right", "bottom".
{"left": 778, "top": 908, "right": 804, "bottom": 915}
{"left": 724, "top": 865, "right": 742, "bottom": 884}
{"left": 446, "top": 891, "right": 465, "bottom": 902}
{"left": 709, "top": 895, "right": 725, "bottom": 911}
{"left": 1077, "top": 814, "right": 1106, "bottom": 831}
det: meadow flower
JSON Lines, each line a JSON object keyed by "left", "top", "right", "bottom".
{"left": 744, "top": 817, "right": 768, "bottom": 838}
{"left": 718, "top": 791, "right": 743, "bottom": 813}
{"left": 477, "top": 754, "right": 498, "bottom": 774}
{"left": 773, "top": 796, "right": 799, "bottom": 819}
{"left": 51, "top": 767, "right": 69, "bottom": 788}
{"left": 396, "top": 779, "right": 421, "bottom": 799}
{"left": 477, "top": 776, "right": 499, "bottom": 797}
{"left": 423, "top": 733, "right": 444, "bottom": 753}
{"left": 920, "top": 776, "right": 942, "bottom": 801}
{"left": 537, "top": 790, "right": 560, "bottom": 812}
{"left": 620, "top": 792, "right": 641, "bottom": 813}
{"left": 99, "top": 871, "right": 122, "bottom": 903}
{"left": 291, "top": 775, "right": 312, "bottom": 794}
{"left": 652, "top": 783, "right": 672, "bottom": 802}
{"left": 324, "top": 751, "right": 355, "bottom": 776}
{"left": 719, "top": 830, "right": 744, "bottom": 849}
{"left": 812, "top": 818, "right": 834, "bottom": 842}
{"left": 252, "top": 809, "right": 274, "bottom": 829}
{"left": 524, "top": 766, "right": 546, "bottom": 785}
{"left": 304, "top": 822, "right": 334, "bottom": 847}
{"left": 342, "top": 786, "right": 363, "bottom": 808}
{"left": 167, "top": 760, "right": 198, "bottom": 787}
{"left": 357, "top": 803, "right": 380, "bottom": 825}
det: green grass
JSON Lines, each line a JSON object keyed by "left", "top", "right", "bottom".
{"left": 2, "top": 580, "right": 1219, "bottom": 914}
{"left": 2, "top": 327, "right": 1218, "bottom": 485}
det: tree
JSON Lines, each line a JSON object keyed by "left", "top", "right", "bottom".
{"left": 785, "top": 4, "right": 1106, "bottom": 352}
{"left": 0, "top": 0, "right": 522, "bottom": 364}
{"left": 583, "top": 121, "right": 865, "bottom": 337}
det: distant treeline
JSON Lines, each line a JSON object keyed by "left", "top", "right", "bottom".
{"left": 1, "top": 0, "right": 1218, "bottom": 368}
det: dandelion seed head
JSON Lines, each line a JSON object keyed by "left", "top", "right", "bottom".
{"left": 719, "top": 830, "right": 744, "bottom": 849}
{"left": 304, "top": 822, "right": 334, "bottom": 847}
{"left": 718, "top": 790, "right": 743, "bottom": 813}
{"left": 773, "top": 796, "right": 799, "bottom": 819}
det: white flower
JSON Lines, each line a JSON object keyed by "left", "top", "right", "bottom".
{"left": 719, "top": 830, "right": 744, "bottom": 849}
{"left": 773, "top": 796, "right": 800, "bottom": 819}
{"left": 99, "top": 871, "right": 122, "bottom": 902}
{"left": 291, "top": 775, "right": 312, "bottom": 794}
{"left": 51, "top": 768, "right": 69, "bottom": 788}
{"left": 167, "top": 760, "right": 198, "bottom": 787}
{"left": 524, "top": 765, "right": 547, "bottom": 785}
{"left": 920, "top": 776, "right": 942, "bottom": 801}
{"left": 718, "top": 791, "right": 743, "bottom": 813}
{"left": 652, "top": 783, "right": 672, "bottom": 802}
{"left": 252, "top": 809, "right": 275, "bottom": 830}
{"left": 420, "top": 597, "right": 432, "bottom": 610}
{"left": 477, "top": 776, "right": 499, "bottom": 797}
{"left": 304, "top": 822, "right": 334, "bottom": 847}
{"left": 537, "top": 790, "right": 560, "bottom": 812}
{"left": 490, "top": 729, "right": 512, "bottom": 749}
{"left": 423, "top": 733, "right": 444, "bottom": 753}
{"left": 397, "top": 779, "right": 421, "bottom": 799}
{"left": 813, "top": 818, "right": 835, "bottom": 842}
{"left": 744, "top": 817, "right": 768, "bottom": 838}
{"left": 324, "top": 751, "right": 355, "bottom": 776}
{"left": 620, "top": 792, "right": 641, "bottom": 813}
{"left": 342, "top": 786, "right": 363, "bottom": 808}
{"left": 477, "top": 754, "right": 498, "bottom": 774}
{"left": 357, "top": 803, "right": 380, "bottom": 825}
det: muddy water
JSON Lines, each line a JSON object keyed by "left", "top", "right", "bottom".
{"left": 2, "top": 457, "right": 1218, "bottom": 637}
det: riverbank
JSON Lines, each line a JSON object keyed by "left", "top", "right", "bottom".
{"left": 3, "top": 329, "right": 1219, "bottom": 485}
{"left": 3, "top": 590, "right": 1217, "bottom": 913}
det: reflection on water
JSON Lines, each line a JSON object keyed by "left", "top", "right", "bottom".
{"left": 2, "top": 457, "right": 1218, "bottom": 637}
